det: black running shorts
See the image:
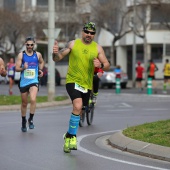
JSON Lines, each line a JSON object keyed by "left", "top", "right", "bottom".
{"left": 18, "top": 83, "right": 39, "bottom": 93}
{"left": 66, "top": 83, "right": 91, "bottom": 106}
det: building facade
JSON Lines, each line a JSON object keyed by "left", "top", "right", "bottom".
{"left": 115, "top": 0, "right": 170, "bottom": 79}
{"left": 1, "top": 0, "right": 170, "bottom": 80}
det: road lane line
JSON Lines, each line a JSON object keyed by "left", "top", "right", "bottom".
{"left": 77, "top": 131, "right": 170, "bottom": 170}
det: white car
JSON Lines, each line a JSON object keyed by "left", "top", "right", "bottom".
{"left": 99, "top": 66, "right": 128, "bottom": 89}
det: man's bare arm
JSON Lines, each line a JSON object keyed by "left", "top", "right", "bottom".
{"left": 97, "top": 45, "right": 110, "bottom": 71}
{"left": 52, "top": 41, "right": 73, "bottom": 62}
{"left": 15, "top": 53, "right": 25, "bottom": 72}
{"left": 37, "top": 52, "right": 44, "bottom": 70}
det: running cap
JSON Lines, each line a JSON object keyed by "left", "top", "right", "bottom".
{"left": 25, "top": 36, "right": 35, "bottom": 43}
{"left": 137, "top": 61, "right": 141, "bottom": 65}
{"left": 83, "top": 22, "right": 96, "bottom": 32}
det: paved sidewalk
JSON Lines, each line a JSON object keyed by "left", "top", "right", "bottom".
{"left": 108, "top": 131, "right": 170, "bottom": 162}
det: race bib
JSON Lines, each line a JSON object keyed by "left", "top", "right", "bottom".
{"left": 24, "top": 69, "right": 35, "bottom": 79}
{"left": 75, "top": 83, "right": 87, "bottom": 93}
{"left": 8, "top": 70, "right": 14, "bottom": 76}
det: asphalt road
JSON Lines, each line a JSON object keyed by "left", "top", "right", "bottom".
{"left": 0, "top": 84, "right": 170, "bottom": 170}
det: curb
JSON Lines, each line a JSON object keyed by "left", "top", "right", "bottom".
{"left": 108, "top": 131, "right": 170, "bottom": 162}
{"left": 0, "top": 99, "right": 72, "bottom": 111}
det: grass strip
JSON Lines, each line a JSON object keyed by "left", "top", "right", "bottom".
{"left": 123, "top": 119, "right": 170, "bottom": 147}
{"left": 0, "top": 95, "right": 68, "bottom": 105}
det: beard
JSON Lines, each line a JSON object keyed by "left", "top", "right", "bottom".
{"left": 83, "top": 36, "right": 92, "bottom": 44}
{"left": 26, "top": 47, "right": 33, "bottom": 53}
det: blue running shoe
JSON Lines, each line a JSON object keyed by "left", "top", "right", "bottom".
{"left": 21, "top": 120, "right": 27, "bottom": 132}
{"left": 28, "top": 119, "right": 35, "bottom": 129}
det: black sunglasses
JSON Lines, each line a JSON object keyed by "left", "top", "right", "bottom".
{"left": 26, "top": 44, "right": 34, "bottom": 47}
{"left": 84, "top": 30, "right": 95, "bottom": 35}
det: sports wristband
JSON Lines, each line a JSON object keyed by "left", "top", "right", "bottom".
{"left": 100, "top": 63, "right": 104, "bottom": 69}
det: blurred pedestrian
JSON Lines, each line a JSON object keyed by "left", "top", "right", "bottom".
{"left": 136, "top": 61, "right": 144, "bottom": 91}
{"left": 162, "top": 59, "right": 170, "bottom": 93}
{"left": 15, "top": 36, "right": 44, "bottom": 132}
{"left": 92, "top": 67, "right": 104, "bottom": 103}
{"left": 0, "top": 57, "right": 7, "bottom": 77}
{"left": 41, "top": 66, "right": 48, "bottom": 86}
{"left": 114, "top": 65, "right": 122, "bottom": 79}
{"left": 147, "top": 59, "right": 158, "bottom": 93}
{"left": 7, "top": 57, "right": 15, "bottom": 95}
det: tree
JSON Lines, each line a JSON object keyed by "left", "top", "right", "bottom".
{"left": 91, "top": 0, "right": 132, "bottom": 65}
{"left": 0, "top": 9, "right": 33, "bottom": 61}
{"left": 131, "top": 0, "right": 165, "bottom": 83}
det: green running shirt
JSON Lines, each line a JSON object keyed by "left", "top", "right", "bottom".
{"left": 66, "top": 39, "right": 98, "bottom": 90}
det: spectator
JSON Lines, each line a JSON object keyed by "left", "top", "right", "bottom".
{"left": 41, "top": 66, "right": 48, "bottom": 86}
{"left": 162, "top": 59, "right": 170, "bottom": 93}
{"left": 147, "top": 59, "right": 158, "bottom": 93}
{"left": 114, "top": 65, "right": 122, "bottom": 79}
{"left": 92, "top": 67, "right": 104, "bottom": 103}
{"left": 136, "top": 61, "right": 144, "bottom": 91}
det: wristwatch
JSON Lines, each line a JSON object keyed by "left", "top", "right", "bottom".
{"left": 100, "top": 63, "right": 104, "bottom": 69}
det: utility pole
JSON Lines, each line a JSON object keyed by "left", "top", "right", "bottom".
{"left": 48, "top": 0, "right": 55, "bottom": 101}
{"left": 132, "top": 0, "right": 137, "bottom": 88}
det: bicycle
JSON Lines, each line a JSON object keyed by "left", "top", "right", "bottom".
{"left": 79, "top": 94, "right": 95, "bottom": 127}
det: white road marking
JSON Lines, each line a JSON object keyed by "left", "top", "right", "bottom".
{"left": 77, "top": 131, "right": 170, "bottom": 170}
{"left": 107, "top": 109, "right": 133, "bottom": 112}
{"left": 101, "top": 103, "right": 132, "bottom": 108}
{"left": 143, "top": 108, "right": 169, "bottom": 111}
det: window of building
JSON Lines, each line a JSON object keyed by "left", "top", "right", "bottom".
{"left": 151, "top": 4, "right": 170, "bottom": 23}
{"left": 37, "top": 0, "right": 48, "bottom": 6}
{"left": 4, "top": 0, "right": 16, "bottom": 11}
{"left": 165, "top": 44, "right": 170, "bottom": 56}
{"left": 136, "top": 45, "right": 144, "bottom": 62}
{"left": 151, "top": 44, "right": 163, "bottom": 62}
{"left": 56, "top": 0, "right": 76, "bottom": 6}
{"left": 65, "top": 0, "right": 76, "bottom": 6}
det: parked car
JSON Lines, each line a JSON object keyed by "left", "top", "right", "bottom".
{"left": 99, "top": 66, "right": 128, "bottom": 89}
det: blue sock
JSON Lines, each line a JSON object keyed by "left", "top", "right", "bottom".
{"left": 68, "top": 113, "right": 80, "bottom": 135}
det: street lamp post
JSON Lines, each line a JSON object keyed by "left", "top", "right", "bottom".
{"left": 132, "top": 0, "right": 137, "bottom": 88}
{"left": 48, "top": 0, "right": 55, "bottom": 102}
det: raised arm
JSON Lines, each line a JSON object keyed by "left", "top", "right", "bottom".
{"left": 52, "top": 40, "right": 74, "bottom": 62}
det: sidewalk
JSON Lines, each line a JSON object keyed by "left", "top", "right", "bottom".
{"left": 108, "top": 131, "right": 170, "bottom": 162}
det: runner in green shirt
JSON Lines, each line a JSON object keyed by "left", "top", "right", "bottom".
{"left": 52, "top": 22, "right": 110, "bottom": 153}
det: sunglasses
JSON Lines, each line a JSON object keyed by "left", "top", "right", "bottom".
{"left": 26, "top": 44, "right": 34, "bottom": 47}
{"left": 84, "top": 30, "right": 95, "bottom": 35}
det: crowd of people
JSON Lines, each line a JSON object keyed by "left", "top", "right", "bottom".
{"left": 135, "top": 58, "right": 170, "bottom": 94}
